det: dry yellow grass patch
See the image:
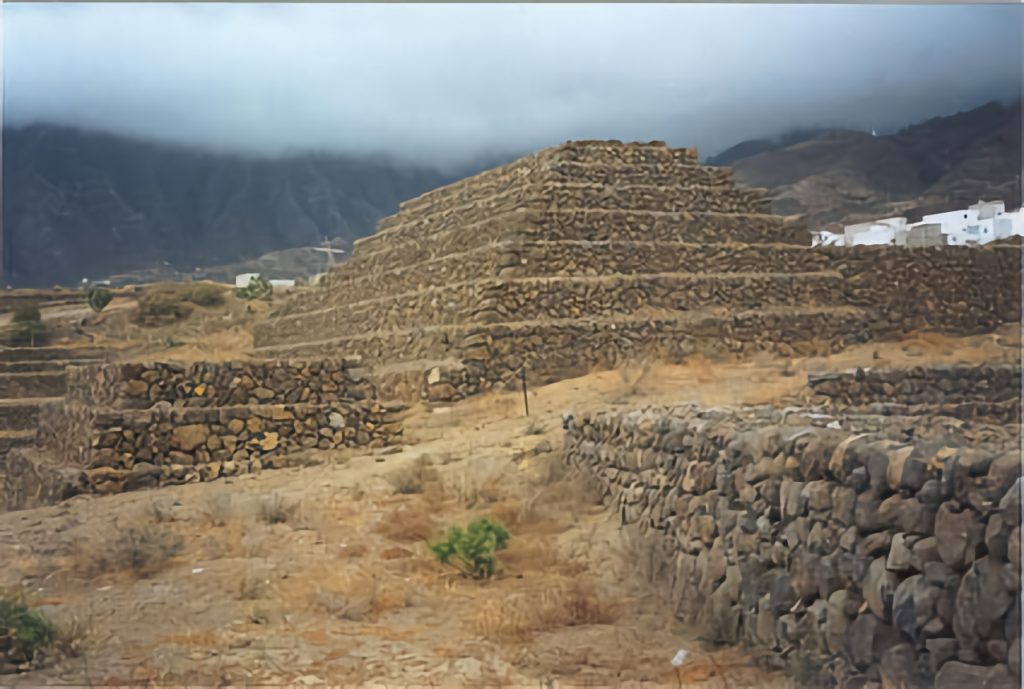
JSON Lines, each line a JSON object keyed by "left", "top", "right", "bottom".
{"left": 468, "top": 579, "right": 619, "bottom": 641}
{"left": 372, "top": 501, "right": 441, "bottom": 543}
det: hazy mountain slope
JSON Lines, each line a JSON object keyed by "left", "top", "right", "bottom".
{"left": 3, "top": 125, "right": 452, "bottom": 287}
{"left": 710, "top": 100, "right": 1022, "bottom": 228}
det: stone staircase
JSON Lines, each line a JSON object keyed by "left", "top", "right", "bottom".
{"left": 253, "top": 140, "right": 1020, "bottom": 404}
{"left": 0, "top": 346, "right": 110, "bottom": 493}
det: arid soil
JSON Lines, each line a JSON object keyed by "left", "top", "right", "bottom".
{"left": 0, "top": 298, "right": 1018, "bottom": 686}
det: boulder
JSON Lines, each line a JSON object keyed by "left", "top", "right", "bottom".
{"left": 862, "top": 557, "right": 898, "bottom": 622}
{"left": 935, "top": 504, "right": 983, "bottom": 570}
{"left": 169, "top": 423, "right": 209, "bottom": 452}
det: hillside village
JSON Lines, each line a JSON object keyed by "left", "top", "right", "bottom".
{"left": 0, "top": 139, "right": 1020, "bottom": 688}
{"left": 813, "top": 199, "right": 1024, "bottom": 248}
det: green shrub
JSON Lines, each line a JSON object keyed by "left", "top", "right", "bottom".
{"left": 136, "top": 288, "right": 194, "bottom": 325}
{"left": 12, "top": 304, "right": 41, "bottom": 325}
{"left": 0, "top": 594, "right": 58, "bottom": 667}
{"left": 6, "top": 303, "right": 45, "bottom": 346}
{"left": 235, "top": 275, "right": 273, "bottom": 301}
{"left": 187, "top": 284, "right": 226, "bottom": 307}
{"left": 86, "top": 286, "right": 114, "bottom": 313}
{"left": 430, "top": 518, "right": 509, "bottom": 579}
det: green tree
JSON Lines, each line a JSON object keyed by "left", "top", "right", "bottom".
{"left": 7, "top": 304, "right": 45, "bottom": 346}
{"left": 430, "top": 518, "right": 509, "bottom": 579}
{"left": 87, "top": 286, "right": 114, "bottom": 313}
{"left": 0, "top": 594, "right": 57, "bottom": 667}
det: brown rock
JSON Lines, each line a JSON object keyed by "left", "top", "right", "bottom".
{"left": 258, "top": 432, "right": 280, "bottom": 452}
{"left": 935, "top": 504, "right": 984, "bottom": 569}
{"left": 227, "top": 418, "right": 245, "bottom": 435}
{"left": 935, "top": 661, "right": 1014, "bottom": 689}
{"left": 862, "top": 557, "right": 898, "bottom": 622}
{"left": 170, "top": 423, "right": 210, "bottom": 452}
{"left": 954, "top": 557, "right": 1012, "bottom": 653}
{"left": 246, "top": 417, "right": 266, "bottom": 433}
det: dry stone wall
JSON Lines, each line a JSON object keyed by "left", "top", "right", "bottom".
{"left": 5, "top": 358, "right": 404, "bottom": 509}
{"left": 808, "top": 365, "right": 1021, "bottom": 408}
{"left": 563, "top": 404, "right": 1022, "bottom": 687}
{"left": 65, "top": 359, "right": 373, "bottom": 409}
{"left": 830, "top": 246, "right": 1021, "bottom": 337}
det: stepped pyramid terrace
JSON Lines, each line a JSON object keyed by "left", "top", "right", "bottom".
{"left": 253, "top": 140, "right": 1020, "bottom": 403}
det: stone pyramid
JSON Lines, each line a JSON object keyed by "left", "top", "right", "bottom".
{"left": 253, "top": 140, "right": 871, "bottom": 401}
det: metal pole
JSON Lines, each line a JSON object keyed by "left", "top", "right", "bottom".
{"left": 520, "top": 366, "right": 529, "bottom": 417}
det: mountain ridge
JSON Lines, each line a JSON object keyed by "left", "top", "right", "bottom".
{"left": 711, "top": 100, "right": 1022, "bottom": 229}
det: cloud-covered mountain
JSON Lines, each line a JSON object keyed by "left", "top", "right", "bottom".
{"left": 3, "top": 125, "right": 452, "bottom": 287}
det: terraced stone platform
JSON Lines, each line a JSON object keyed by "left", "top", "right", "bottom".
{"left": 0, "top": 346, "right": 111, "bottom": 498}
{"left": 254, "top": 140, "right": 1021, "bottom": 403}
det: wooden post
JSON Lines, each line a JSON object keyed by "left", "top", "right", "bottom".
{"left": 520, "top": 366, "right": 529, "bottom": 417}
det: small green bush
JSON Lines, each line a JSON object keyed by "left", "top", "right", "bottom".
{"left": 187, "top": 284, "right": 226, "bottom": 307}
{"left": 235, "top": 275, "right": 273, "bottom": 301}
{"left": 86, "top": 286, "right": 114, "bottom": 313}
{"left": 12, "top": 304, "right": 41, "bottom": 325}
{"left": 430, "top": 518, "right": 509, "bottom": 579}
{"left": 136, "top": 288, "right": 194, "bottom": 325}
{"left": 6, "top": 303, "right": 45, "bottom": 346}
{"left": 0, "top": 594, "right": 58, "bottom": 667}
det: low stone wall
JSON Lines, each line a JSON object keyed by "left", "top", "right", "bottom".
{"left": 73, "top": 400, "right": 403, "bottom": 495}
{"left": 65, "top": 358, "right": 373, "bottom": 409}
{"left": 3, "top": 358, "right": 404, "bottom": 509}
{"left": 563, "top": 405, "right": 1021, "bottom": 687}
{"left": 807, "top": 365, "right": 1022, "bottom": 410}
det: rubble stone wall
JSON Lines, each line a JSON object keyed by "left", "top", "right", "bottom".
{"left": 65, "top": 359, "right": 374, "bottom": 410}
{"left": 808, "top": 365, "right": 1022, "bottom": 407}
{"left": 9, "top": 359, "right": 405, "bottom": 508}
{"left": 830, "top": 246, "right": 1021, "bottom": 336}
{"left": 563, "top": 405, "right": 1022, "bottom": 687}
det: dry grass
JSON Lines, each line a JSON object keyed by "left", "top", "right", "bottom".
{"left": 469, "top": 580, "right": 618, "bottom": 641}
{"left": 307, "top": 566, "right": 414, "bottom": 621}
{"left": 385, "top": 456, "right": 439, "bottom": 495}
{"left": 372, "top": 502, "right": 440, "bottom": 543}
{"left": 76, "top": 525, "right": 185, "bottom": 579}
{"left": 440, "top": 460, "right": 507, "bottom": 508}
{"left": 238, "top": 573, "right": 272, "bottom": 601}
{"left": 203, "top": 493, "right": 234, "bottom": 527}
{"left": 259, "top": 492, "right": 297, "bottom": 524}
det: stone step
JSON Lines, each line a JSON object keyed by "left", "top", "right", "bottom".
{"left": 0, "top": 398, "right": 57, "bottom": 431}
{"left": 258, "top": 271, "right": 850, "bottom": 345}
{"left": 354, "top": 208, "right": 790, "bottom": 266}
{"left": 0, "top": 347, "right": 110, "bottom": 363}
{"left": 376, "top": 184, "right": 770, "bottom": 237}
{"left": 0, "top": 359, "right": 104, "bottom": 373}
{"left": 0, "top": 371, "right": 68, "bottom": 398}
{"left": 255, "top": 306, "right": 870, "bottom": 380}
{"left": 312, "top": 239, "right": 827, "bottom": 309}
{"left": 393, "top": 162, "right": 736, "bottom": 223}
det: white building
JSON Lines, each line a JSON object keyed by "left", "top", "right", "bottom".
{"left": 235, "top": 273, "right": 261, "bottom": 288}
{"left": 841, "top": 217, "right": 908, "bottom": 246}
{"left": 811, "top": 230, "right": 845, "bottom": 247}
{"left": 821, "top": 199, "right": 1023, "bottom": 249}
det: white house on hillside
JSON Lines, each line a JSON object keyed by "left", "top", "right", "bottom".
{"left": 818, "top": 199, "right": 1023, "bottom": 248}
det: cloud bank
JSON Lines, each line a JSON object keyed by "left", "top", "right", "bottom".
{"left": 4, "top": 3, "right": 1021, "bottom": 167}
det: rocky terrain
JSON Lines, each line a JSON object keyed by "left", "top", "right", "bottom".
{"left": 0, "top": 324, "right": 1017, "bottom": 686}
{"left": 711, "top": 100, "right": 1022, "bottom": 228}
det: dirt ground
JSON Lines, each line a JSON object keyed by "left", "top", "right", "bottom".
{"left": 0, "top": 323, "right": 1019, "bottom": 687}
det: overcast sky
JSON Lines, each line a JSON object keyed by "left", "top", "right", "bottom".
{"left": 4, "top": 3, "right": 1022, "bottom": 168}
